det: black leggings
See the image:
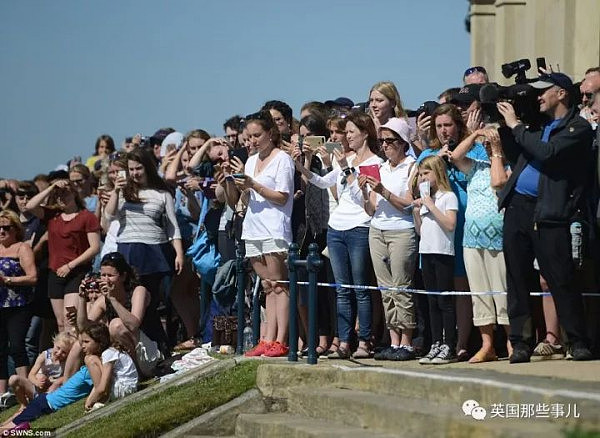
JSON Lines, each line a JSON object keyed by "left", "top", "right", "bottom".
{"left": 0, "top": 305, "right": 32, "bottom": 379}
{"left": 421, "top": 254, "right": 456, "bottom": 348}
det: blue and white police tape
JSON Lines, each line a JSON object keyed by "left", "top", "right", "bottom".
{"left": 274, "top": 280, "right": 600, "bottom": 297}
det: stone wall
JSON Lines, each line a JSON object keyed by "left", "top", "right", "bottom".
{"left": 469, "top": 0, "right": 600, "bottom": 84}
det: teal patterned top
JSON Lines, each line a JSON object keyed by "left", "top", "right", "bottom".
{"left": 463, "top": 160, "right": 504, "bottom": 250}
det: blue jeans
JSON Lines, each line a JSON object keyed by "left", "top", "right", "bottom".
{"left": 327, "top": 226, "right": 372, "bottom": 343}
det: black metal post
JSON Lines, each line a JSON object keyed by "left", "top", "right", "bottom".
{"left": 252, "top": 275, "right": 261, "bottom": 346}
{"left": 306, "top": 243, "right": 322, "bottom": 365}
{"left": 235, "top": 248, "right": 245, "bottom": 355}
{"left": 287, "top": 243, "right": 300, "bottom": 362}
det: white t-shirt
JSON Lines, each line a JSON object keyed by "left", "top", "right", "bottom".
{"left": 418, "top": 190, "right": 458, "bottom": 256}
{"left": 309, "top": 154, "right": 383, "bottom": 231}
{"left": 371, "top": 157, "right": 416, "bottom": 231}
{"left": 102, "top": 347, "right": 138, "bottom": 400}
{"left": 241, "top": 150, "right": 295, "bottom": 243}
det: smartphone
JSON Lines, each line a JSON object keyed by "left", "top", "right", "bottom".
{"left": 359, "top": 164, "right": 381, "bottom": 182}
{"left": 228, "top": 147, "right": 249, "bottom": 164}
{"left": 324, "top": 142, "right": 343, "bottom": 154}
{"left": 65, "top": 306, "right": 77, "bottom": 314}
{"left": 304, "top": 136, "right": 326, "bottom": 151}
{"left": 177, "top": 176, "right": 189, "bottom": 186}
{"left": 118, "top": 170, "right": 127, "bottom": 179}
{"left": 536, "top": 57, "right": 547, "bottom": 72}
{"left": 233, "top": 173, "right": 246, "bottom": 179}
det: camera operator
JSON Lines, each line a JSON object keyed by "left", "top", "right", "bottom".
{"left": 496, "top": 72, "right": 595, "bottom": 363}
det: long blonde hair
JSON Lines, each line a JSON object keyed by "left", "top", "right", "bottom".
{"left": 369, "top": 81, "right": 407, "bottom": 119}
{"left": 417, "top": 156, "right": 452, "bottom": 193}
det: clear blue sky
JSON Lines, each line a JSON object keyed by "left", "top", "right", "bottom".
{"left": 0, "top": 0, "right": 471, "bottom": 180}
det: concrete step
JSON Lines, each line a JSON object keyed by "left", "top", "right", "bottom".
{"left": 235, "top": 413, "right": 398, "bottom": 438}
{"left": 257, "top": 363, "right": 600, "bottom": 429}
{"left": 288, "top": 387, "right": 564, "bottom": 438}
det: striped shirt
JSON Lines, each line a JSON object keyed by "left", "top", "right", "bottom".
{"left": 114, "top": 189, "right": 181, "bottom": 244}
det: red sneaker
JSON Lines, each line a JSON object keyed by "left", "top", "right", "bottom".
{"left": 262, "top": 341, "right": 290, "bottom": 358}
{"left": 244, "top": 340, "right": 273, "bottom": 357}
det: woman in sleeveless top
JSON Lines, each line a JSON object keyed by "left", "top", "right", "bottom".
{"left": 0, "top": 210, "right": 37, "bottom": 398}
{"left": 64, "top": 252, "right": 157, "bottom": 379}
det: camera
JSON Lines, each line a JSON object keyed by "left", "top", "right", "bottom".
{"left": 479, "top": 57, "right": 548, "bottom": 129}
{"left": 407, "top": 101, "right": 440, "bottom": 118}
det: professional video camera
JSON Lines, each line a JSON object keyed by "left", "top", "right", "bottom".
{"left": 479, "top": 57, "right": 547, "bottom": 130}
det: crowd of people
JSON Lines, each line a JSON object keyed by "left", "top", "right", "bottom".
{"left": 1, "top": 63, "right": 600, "bottom": 431}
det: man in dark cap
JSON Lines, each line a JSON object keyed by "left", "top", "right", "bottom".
{"left": 497, "top": 73, "right": 595, "bottom": 363}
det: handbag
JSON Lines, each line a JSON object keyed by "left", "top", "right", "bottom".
{"left": 186, "top": 196, "right": 221, "bottom": 284}
{"left": 212, "top": 316, "right": 238, "bottom": 346}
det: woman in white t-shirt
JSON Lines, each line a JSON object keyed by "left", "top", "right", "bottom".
{"left": 359, "top": 118, "right": 418, "bottom": 361}
{"left": 227, "top": 110, "right": 294, "bottom": 359}
{"left": 292, "top": 111, "right": 383, "bottom": 359}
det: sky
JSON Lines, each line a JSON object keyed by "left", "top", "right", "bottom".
{"left": 0, "top": 0, "right": 471, "bottom": 180}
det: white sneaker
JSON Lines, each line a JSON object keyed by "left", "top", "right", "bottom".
{"left": 0, "top": 391, "right": 16, "bottom": 410}
{"left": 419, "top": 341, "right": 441, "bottom": 364}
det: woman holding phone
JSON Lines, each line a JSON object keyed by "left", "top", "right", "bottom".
{"left": 104, "top": 148, "right": 183, "bottom": 353}
{"left": 292, "top": 111, "right": 382, "bottom": 359}
{"left": 359, "top": 118, "right": 418, "bottom": 361}
{"left": 225, "top": 110, "right": 295, "bottom": 358}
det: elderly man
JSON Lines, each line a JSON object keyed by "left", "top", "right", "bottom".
{"left": 497, "top": 73, "right": 595, "bottom": 363}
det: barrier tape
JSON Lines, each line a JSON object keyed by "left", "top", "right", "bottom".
{"left": 274, "top": 280, "right": 600, "bottom": 297}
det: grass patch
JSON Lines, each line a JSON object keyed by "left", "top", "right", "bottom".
{"left": 62, "top": 360, "right": 259, "bottom": 438}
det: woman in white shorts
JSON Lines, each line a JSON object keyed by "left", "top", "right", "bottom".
{"left": 226, "top": 110, "right": 295, "bottom": 358}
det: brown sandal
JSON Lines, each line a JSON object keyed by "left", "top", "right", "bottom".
{"left": 468, "top": 349, "right": 498, "bottom": 364}
{"left": 352, "top": 346, "right": 373, "bottom": 359}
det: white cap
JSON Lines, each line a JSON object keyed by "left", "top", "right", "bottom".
{"left": 379, "top": 117, "right": 411, "bottom": 144}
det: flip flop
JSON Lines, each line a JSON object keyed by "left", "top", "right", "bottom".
{"left": 468, "top": 349, "right": 498, "bottom": 364}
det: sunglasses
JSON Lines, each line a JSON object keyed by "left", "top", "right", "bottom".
{"left": 379, "top": 137, "right": 398, "bottom": 145}
{"left": 245, "top": 111, "right": 271, "bottom": 123}
{"left": 0, "top": 225, "right": 13, "bottom": 232}
{"left": 463, "top": 66, "right": 487, "bottom": 77}
{"left": 582, "top": 92, "right": 594, "bottom": 100}
{"left": 16, "top": 192, "right": 36, "bottom": 199}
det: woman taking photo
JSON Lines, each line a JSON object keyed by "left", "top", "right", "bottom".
{"left": 293, "top": 111, "right": 382, "bottom": 359}
{"left": 25, "top": 179, "right": 101, "bottom": 333}
{"left": 359, "top": 118, "right": 418, "bottom": 361}
{"left": 226, "top": 110, "right": 295, "bottom": 358}
{"left": 0, "top": 210, "right": 37, "bottom": 403}
{"left": 64, "top": 252, "right": 160, "bottom": 379}
{"left": 104, "top": 148, "right": 183, "bottom": 352}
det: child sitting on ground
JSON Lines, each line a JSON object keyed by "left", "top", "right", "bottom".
{"left": 8, "top": 332, "right": 75, "bottom": 409}
{"left": 0, "top": 322, "right": 109, "bottom": 432}
{"left": 84, "top": 340, "right": 138, "bottom": 412}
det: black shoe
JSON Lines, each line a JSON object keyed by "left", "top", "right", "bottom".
{"left": 374, "top": 346, "right": 395, "bottom": 361}
{"left": 570, "top": 342, "right": 593, "bottom": 361}
{"left": 390, "top": 346, "right": 416, "bottom": 361}
{"left": 509, "top": 345, "right": 531, "bottom": 364}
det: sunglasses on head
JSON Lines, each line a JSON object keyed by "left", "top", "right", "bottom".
{"left": 464, "top": 66, "right": 487, "bottom": 77}
{"left": 101, "top": 252, "right": 125, "bottom": 264}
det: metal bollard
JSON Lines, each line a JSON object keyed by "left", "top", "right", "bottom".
{"left": 252, "top": 275, "right": 261, "bottom": 346}
{"left": 236, "top": 248, "right": 246, "bottom": 355}
{"left": 287, "top": 243, "right": 300, "bottom": 362}
{"left": 305, "top": 243, "right": 322, "bottom": 365}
